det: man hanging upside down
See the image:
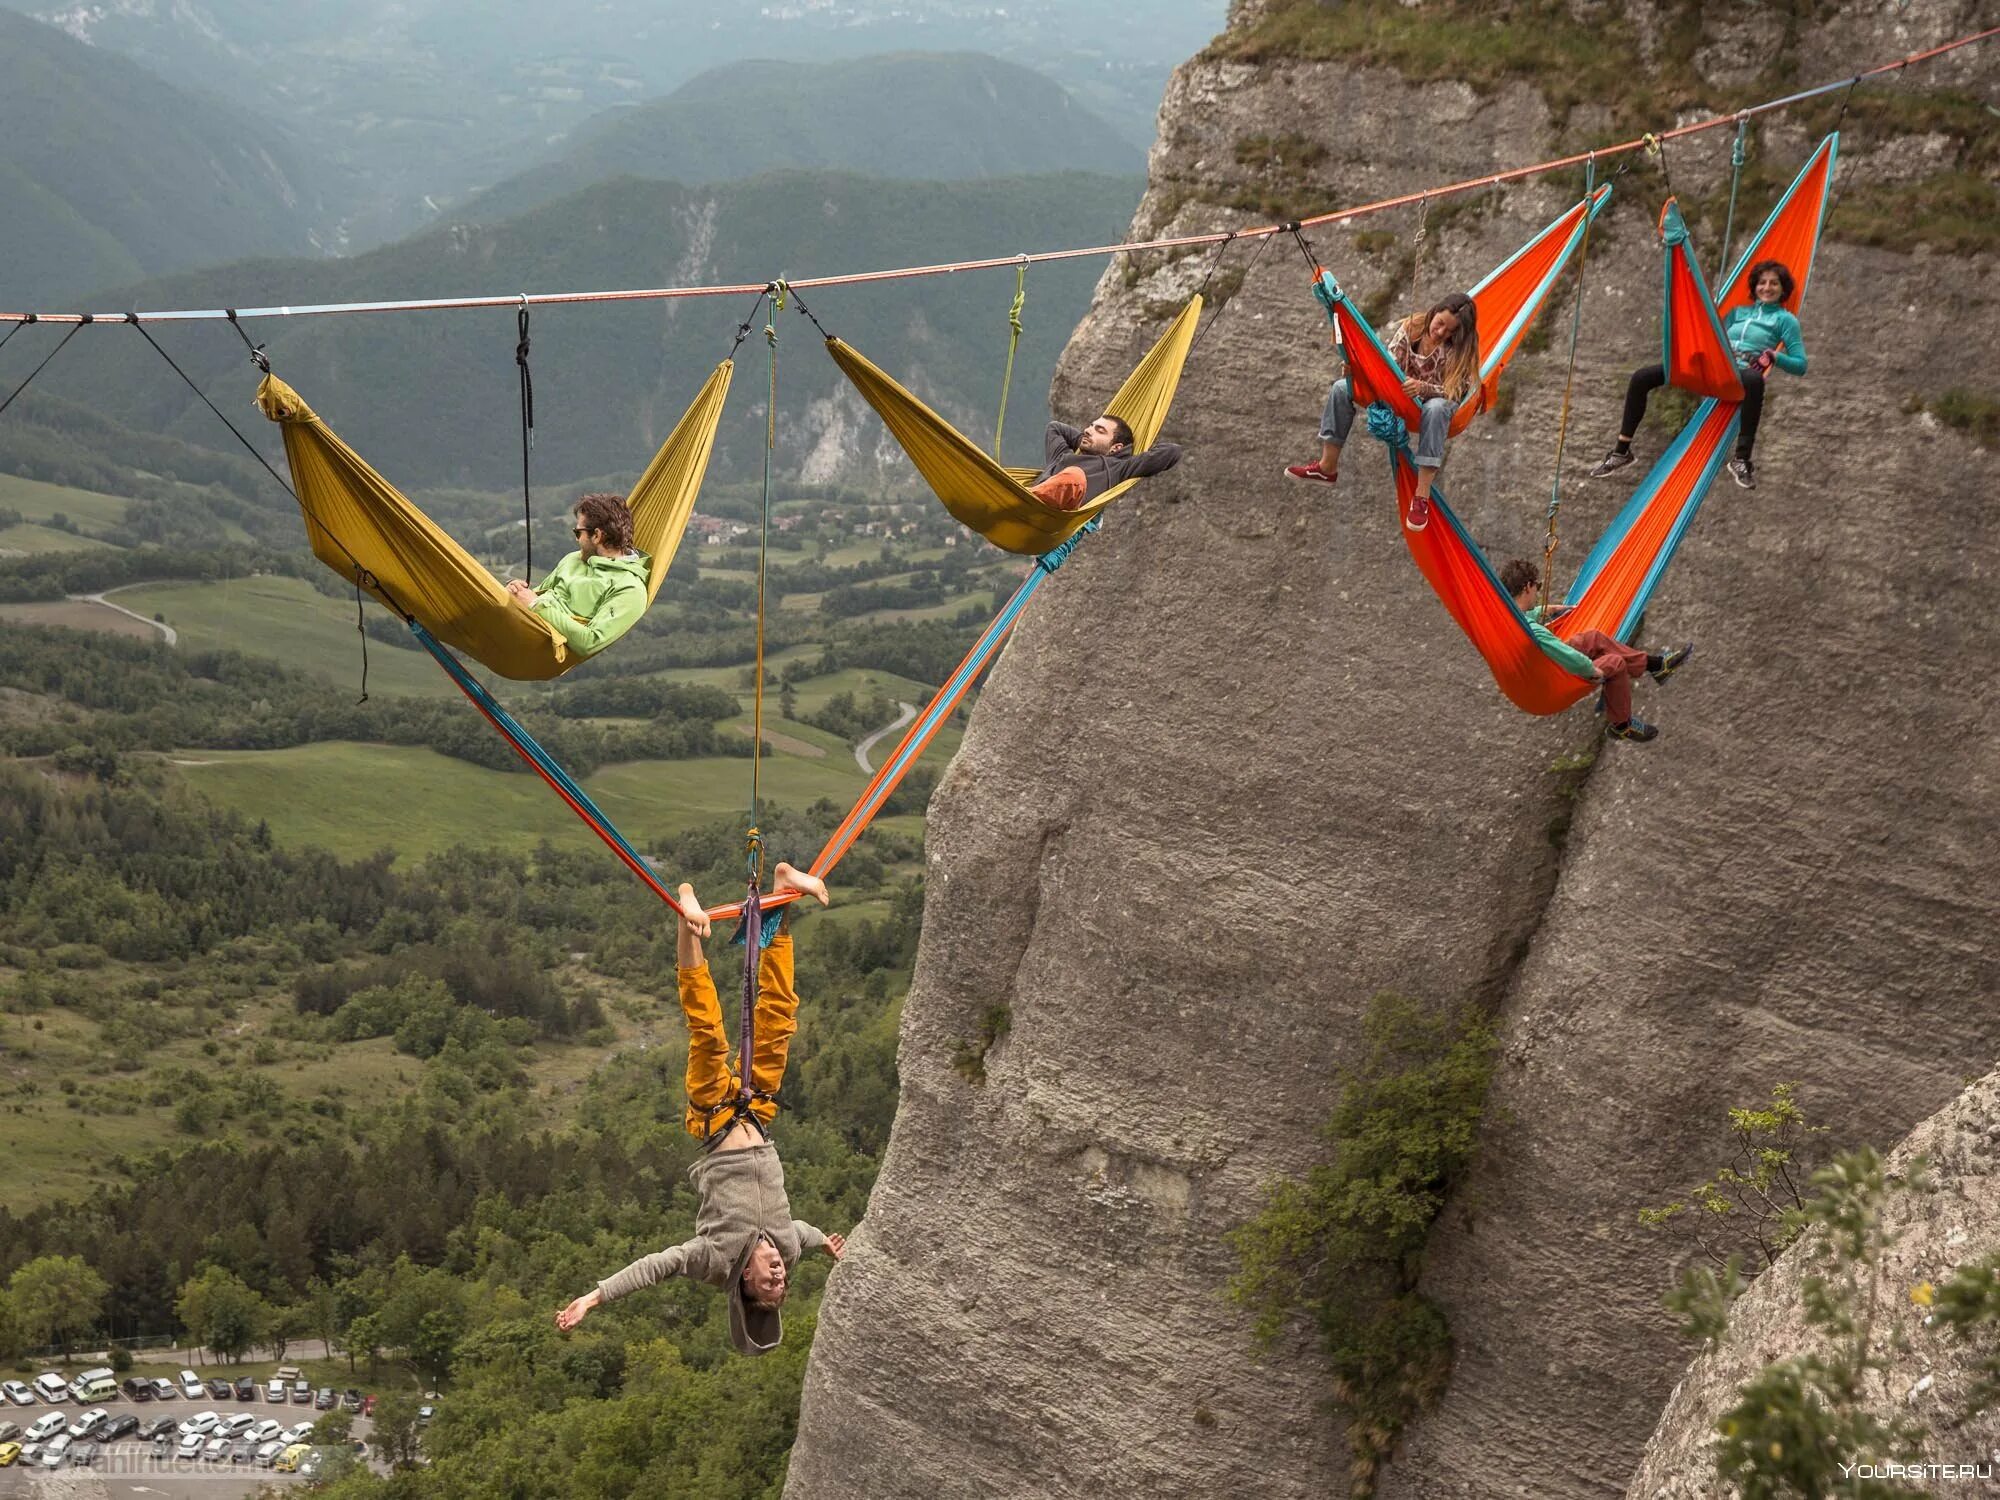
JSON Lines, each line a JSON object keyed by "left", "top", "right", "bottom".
{"left": 1027, "top": 414, "right": 1183, "bottom": 510}
{"left": 554, "top": 862, "right": 845, "bottom": 1356}
{"left": 1499, "top": 558, "right": 1693, "bottom": 743}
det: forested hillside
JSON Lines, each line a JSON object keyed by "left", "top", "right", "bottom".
{"left": 0, "top": 8, "right": 335, "bottom": 303}
{"left": 461, "top": 53, "right": 1145, "bottom": 223}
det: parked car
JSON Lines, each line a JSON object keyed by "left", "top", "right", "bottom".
{"left": 39, "top": 1432, "right": 71, "bottom": 1467}
{"left": 284, "top": 1420, "right": 315, "bottom": 1444}
{"left": 32, "top": 1373, "right": 67, "bottom": 1403}
{"left": 247, "top": 1418, "right": 283, "bottom": 1443}
{"left": 232, "top": 1438, "right": 257, "bottom": 1463}
{"left": 274, "top": 1441, "right": 310, "bottom": 1472}
{"left": 0, "top": 1440, "right": 19, "bottom": 1466}
{"left": 206, "top": 1378, "right": 232, "bottom": 1401}
{"left": 1, "top": 1380, "right": 33, "bottom": 1406}
{"left": 341, "top": 1388, "right": 363, "bottom": 1411}
{"left": 176, "top": 1431, "right": 205, "bottom": 1458}
{"left": 69, "top": 1368, "right": 116, "bottom": 1403}
{"left": 235, "top": 1377, "right": 256, "bottom": 1401}
{"left": 150, "top": 1378, "right": 178, "bottom": 1400}
{"left": 25, "top": 1412, "right": 68, "bottom": 1442}
{"left": 314, "top": 1387, "right": 337, "bottom": 1410}
{"left": 66, "top": 1408, "right": 107, "bottom": 1440}
{"left": 17, "top": 1441, "right": 41, "bottom": 1466}
{"left": 178, "top": 1370, "right": 205, "bottom": 1400}
{"left": 418, "top": 1403, "right": 435, "bottom": 1425}
{"left": 120, "top": 1377, "right": 152, "bottom": 1402}
{"left": 218, "top": 1412, "right": 256, "bottom": 1437}
{"left": 202, "top": 1434, "right": 230, "bottom": 1461}
{"left": 97, "top": 1414, "right": 139, "bottom": 1442}
{"left": 142, "top": 1416, "right": 179, "bottom": 1440}
{"left": 0, "top": 1422, "right": 17, "bottom": 1445}
{"left": 68, "top": 1440, "right": 97, "bottom": 1466}
{"left": 264, "top": 1377, "right": 287, "bottom": 1402}
{"left": 291, "top": 1379, "right": 311, "bottom": 1403}
{"left": 361, "top": 1393, "right": 377, "bottom": 1416}
{"left": 178, "top": 1411, "right": 219, "bottom": 1437}
{"left": 256, "top": 1437, "right": 287, "bottom": 1465}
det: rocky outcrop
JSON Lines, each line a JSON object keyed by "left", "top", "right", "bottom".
{"left": 786, "top": 3, "right": 2000, "bottom": 1497}
{"left": 1628, "top": 1069, "right": 2000, "bottom": 1497}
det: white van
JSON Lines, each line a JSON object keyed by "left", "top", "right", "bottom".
{"left": 25, "top": 1412, "right": 66, "bottom": 1443}
{"left": 69, "top": 1369, "right": 116, "bottom": 1403}
{"left": 31, "top": 1373, "right": 67, "bottom": 1403}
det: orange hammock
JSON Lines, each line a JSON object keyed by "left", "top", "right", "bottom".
{"left": 1329, "top": 139, "right": 1836, "bottom": 714}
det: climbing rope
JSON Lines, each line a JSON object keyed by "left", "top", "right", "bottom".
{"left": 1409, "top": 196, "right": 1431, "bottom": 308}
{"left": 1541, "top": 156, "right": 1601, "bottom": 598}
{"left": 1715, "top": 114, "right": 1750, "bottom": 284}
{"left": 992, "top": 258, "right": 1028, "bottom": 459}
{"left": 750, "top": 281, "right": 784, "bottom": 835}
{"left": 1185, "top": 229, "right": 1275, "bottom": 359}
{"left": 516, "top": 298, "right": 535, "bottom": 581}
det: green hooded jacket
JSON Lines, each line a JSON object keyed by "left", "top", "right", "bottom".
{"left": 529, "top": 549, "right": 652, "bottom": 657}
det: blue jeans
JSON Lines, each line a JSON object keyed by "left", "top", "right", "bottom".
{"left": 1320, "top": 378, "right": 1453, "bottom": 469}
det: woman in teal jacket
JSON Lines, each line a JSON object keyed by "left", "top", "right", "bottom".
{"left": 1590, "top": 259, "right": 1807, "bottom": 491}
{"left": 505, "top": 492, "right": 651, "bottom": 657}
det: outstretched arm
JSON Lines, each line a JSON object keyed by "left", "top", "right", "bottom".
{"left": 557, "top": 1235, "right": 718, "bottom": 1329}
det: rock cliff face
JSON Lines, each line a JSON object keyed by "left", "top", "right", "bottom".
{"left": 1627, "top": 1068, "right": 2000, "bottom": 1497}
{"left": 786, "top": 3, "right": 2000, "bottom": 1496}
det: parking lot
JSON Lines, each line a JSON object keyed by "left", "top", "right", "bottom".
{"left": 0, "top": 1394, "right": 376, "bottom": 1498}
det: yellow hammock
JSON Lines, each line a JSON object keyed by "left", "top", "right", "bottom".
{"left": 255, "top": 362, "right": 732, "bottom": 680}
{"left": 826, "top": 295, "right": 1202, "bottom": 556}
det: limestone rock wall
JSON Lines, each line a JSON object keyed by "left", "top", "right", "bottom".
{"left": 1627, "top": 1069, "right": 2000, "bottom": 1497}
{"left": 786, "top": 4, "right": 2000, "bottom": 1496}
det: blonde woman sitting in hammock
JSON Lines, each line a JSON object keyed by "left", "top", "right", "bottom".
{"left": 1287, "top": 290, "right": 1481, "bottom": 532}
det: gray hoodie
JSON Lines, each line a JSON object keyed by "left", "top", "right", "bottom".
{"left": 596, "top": 1141, "right": 826, "bottom": 1356}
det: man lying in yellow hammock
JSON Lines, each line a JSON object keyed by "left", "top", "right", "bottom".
{"left": 504, "top": 492, "right": 651, "bottom": 655}
{"left": 1025, "top": 414, "right": 1184, "bottom": 511}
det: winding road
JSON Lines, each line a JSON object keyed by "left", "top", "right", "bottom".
{"left": 71, "top": 586, "right": 176, "bottom": 645}
{"left": 853, "top": 701, "right": 917, "bottom": 774}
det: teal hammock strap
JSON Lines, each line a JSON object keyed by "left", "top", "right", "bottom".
{"left": 1715, "top": 115, "right": 1749, "bottom": 285}
{"left": 993, "top": 258, "right": 1027, "bottom": 459}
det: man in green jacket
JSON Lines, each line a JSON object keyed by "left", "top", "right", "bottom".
{"left": 505, "top": 492, "right": 651, "bottom": 658}
{"left": 553, "top": 864, "right": 846, "bottom": 1356}
{"left": 1500, "top": 558, "right": 1692, "bottom": 743}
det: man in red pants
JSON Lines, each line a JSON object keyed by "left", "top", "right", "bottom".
{"left": 1500, "top": 558, "right": 1692, "bottom": 742}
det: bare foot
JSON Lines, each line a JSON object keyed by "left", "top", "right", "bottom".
{"left": 677, "top": 883, "right": 712, "bottom": 937}
{"left": 773, "top": 861, "right": 829, "bottom": 906}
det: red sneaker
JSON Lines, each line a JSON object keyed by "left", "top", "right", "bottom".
{"left": 1405, "top": 494, "right": 1431, "bottom": 531}
{"left": 1284, "top": 462, "right": 1338, "bottom": 485}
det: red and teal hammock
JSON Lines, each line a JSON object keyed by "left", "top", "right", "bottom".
{"left": 1316, "top": 137, "right": 1835, "bottom": 714}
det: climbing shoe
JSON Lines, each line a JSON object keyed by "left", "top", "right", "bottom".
{"left": 1589, "top": 449, "right": 1636, "bottom": 478}
{"left": 1405, "top": 494, "right": 1431, "bottom": 532}
{"left": 1727, "top": 457, "right": 1756, "bottom": 490}
{"left": 1607, "top": 717, "right": 1659, "bottom": 743}
{"left": 1284, "top": 463, "right": 1338, "bottom": 485}
{"left": 1652, "top": 641, "right": 1694, "bottom": 683}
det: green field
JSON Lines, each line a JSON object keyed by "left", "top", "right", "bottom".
{"left": 169, "top": 739, "right": 873, "bottom": 862}
{"left": 0, "top": 521, "right": 119, "bottom": 554}
{"left": 0, "top": 472, "right": 132, "bottom": 532}
{"left": 117, "top": 576, "right": 457, "bottom": 699}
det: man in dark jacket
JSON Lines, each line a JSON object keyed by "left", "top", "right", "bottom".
{"left": 554, "top": 865, "right": 846, "bottom": 1356}
{"left": 1027, "top": 414, "right": 1184, "bottom": 510}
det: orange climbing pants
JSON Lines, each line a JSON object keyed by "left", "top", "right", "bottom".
{"left": 682, "top": 933, "right": 797, "bottom": 1139}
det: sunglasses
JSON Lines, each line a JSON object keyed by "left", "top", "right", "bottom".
{"left": 572, "top": 526, "right": 595, "bottom": 538}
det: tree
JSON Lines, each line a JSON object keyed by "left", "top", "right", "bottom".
{"left": 175, "top": 1265, "right": 272, "bottom": 1365}
{"left": 304, "top": 1277, "right": 344, "bottom": 1361}
{"left": 7, "top": 1254, "right": 109, "bottom": 1357}
{"left": 370, "top": 1390, "right": 425, "bottom": 1469}
{"left": 311, "top": 1408, "right": 353, "bottom": 1445}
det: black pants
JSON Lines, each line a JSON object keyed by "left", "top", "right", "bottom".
{"left": 1621, "top": 363, "right": 1765, "bottom": 460}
